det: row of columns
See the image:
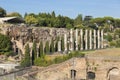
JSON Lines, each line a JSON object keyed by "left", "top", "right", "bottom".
{"left": 58, "top": 29, "right": 104, "bottom": 52}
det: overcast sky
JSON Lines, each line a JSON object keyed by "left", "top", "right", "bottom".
{"left": 0, "top": 0, "right": 120, "bottom": 18}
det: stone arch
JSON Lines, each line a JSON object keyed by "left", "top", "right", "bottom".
{"left": 87, "top": 71, "right": 96, "bottom": 80}
{"left": 107, "top": 67, "right": 120, "bottom": 80}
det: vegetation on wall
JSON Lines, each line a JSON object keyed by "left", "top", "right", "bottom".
{"left": 0, "top": 34, "right": 13, "bottom": 56}
{"left": 34, "top": 51, "right": 85, "bottom": 67}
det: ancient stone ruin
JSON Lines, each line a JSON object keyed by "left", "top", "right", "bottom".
{"left": 0, "top": 25, "right": 104, "bottom": 56}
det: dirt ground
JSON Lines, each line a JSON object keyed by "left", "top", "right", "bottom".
{"left": 88, "top": 48, "right": 120, "bottom": 57}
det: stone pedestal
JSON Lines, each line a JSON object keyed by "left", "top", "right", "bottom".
{"left": 94, "top": 30, "right": 96, "bottom": 49}
{"left": 80, "top": 29, "right": 83, "bottom": 50}
{"left": 85, "top": 30, "right": 88, "bottom": 50}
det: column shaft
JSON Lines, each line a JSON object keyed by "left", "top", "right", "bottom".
{"left": 75, "top": 29, "right": 78, "bottom": 51}
{"left": 101, "top": 29, "right": 104, "bottom": 49}
{"left": 94, "top": 30, "right": 96, "bottom": 49}
{"left": 58, "top": 41, "right": 61, "bottom": 52}
{"left": 80, "top": 29, "right": 83, "bottom": 50}
{"left": 85, "top": 30, "right": 88, "bottom": 50}
{"left": 64, "top": 34, "right": 67, "bottom": 51}
{"left": 97, "top": 30, "right": 100, "bottom": 49}
{"left": 70, "top": 29, "right": 73, "bottom": 51}
{"left": 89, "top": 30, "right": 92, "bottom": 50}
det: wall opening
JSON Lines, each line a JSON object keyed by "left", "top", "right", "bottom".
{"left": 107, "top": 67, "right": 120, "bottom": 80}
{"left": 71, "top": 69, "right": 76, "bottom": 79}
{"left": 87, "top": 71, "right": 95, "bottom": 80}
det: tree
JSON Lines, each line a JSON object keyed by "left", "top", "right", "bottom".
{"left": 25, "top": 14, "right": 38, "bottom": 25}
{"left": 74, "top": 14, "right": 83, "bottom": 27}
{"left": 32, "top": 41, "right": 37, "bottom": 64}
{"left": 21, "top": 44, "right": 31, "bottom": 67}
{"left": 0, "top": 34, "right": 13, "bottom": 56}
{"left": 51, "top": 11, "right": 55, "bottom": 18}
{"left": 50, "top": 38, "right": 55, "bottom": 53}
{"left": 0, "top": 7, "right": 6, "bottom": 17}
{"left": 7, "top": 12, "right": 22, "bottom": 18}
{"left": 44, "top": 41, "right": 50, "bottom": 54}
{"left": 39, "top": 41, "right": 44, "bottom": 57}
{"left": 61, "top": 36, "right": 64, "bottom": 51}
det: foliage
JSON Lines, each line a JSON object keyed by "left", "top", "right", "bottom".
{"left": 109, "top": 39, "right": 120, "bottom": 47}
{"left": 7, "top": 12, "right": 22, "bottom": 18}
{"left": 39, "top": 41, "right": 44, "bottom": 57}
{"left": 114, "top": 29, "right": 120, "bottom": 38}
{"left": 50, "top": 38, "right": 55, "bottom": 53}
{"left": 44, "top": 41, "right": 50, "bottom": 54}
{"left": 32, "top": 41, "right": 37, "bottom": 64}
{"left": 0, "top": 34, "right": 13, "bottom": 56}
{"left": 61, "top": 36, "right": 64, "bottom": 51}
{"left": 74, "top": 14, "right": 83, "bottom": 27}
{"left": 34, "top": 51, "right": 85, "bottom": 67}
{"left": 21, "top": 44, "right": 31, "bottom": 67}
{"left": 25, "top": 14, "right": 38, "bottom": 25}
{"left": 0, "top": 7, "right": 6, "bottom": 17}
{"left": 104, "top": 33, "right": 112, "bottom": 42}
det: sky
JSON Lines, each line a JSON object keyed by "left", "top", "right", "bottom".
{"left": 0, "top": 0, "right": 120, "bottom": 18}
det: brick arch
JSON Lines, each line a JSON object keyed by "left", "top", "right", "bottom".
{"left": 107, "top": 67, "right": 120, "bottom": 80}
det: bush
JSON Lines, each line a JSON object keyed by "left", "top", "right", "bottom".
{"left": 34, "top": 51, "right": 84, "bottom": 67}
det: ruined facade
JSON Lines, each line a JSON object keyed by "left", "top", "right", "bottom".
{"left": 0, "top": 25, "right": 105, "bottom": 56}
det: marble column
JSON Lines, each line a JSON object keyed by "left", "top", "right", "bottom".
{"left": 89, "top": 30, "right": 92, "bottom": 50}
{"left": 97, "top": 30, "right": 100, "bottom": 49}
{"left": 64, "top": 34, "right": 67, "bottom": 51}
{"left": 85, "top": 30, "right": 88, "bottom": 50}
{"left": 101, "top": 29, "right": 104, "bottom": 49}
{"left": 58, "top": 40, "right": 61, "bottom": 52}
{"left": 80, "top": 29, "right": 83, "bottom": 50}
{"left": 94, "top": 30, "right": 96, "bottom": 49}
{"left": 70, "top": 29, "right": 74, "bottom": 51}
{"left": 75, "top": 29, "right": 78, "bottom": 51}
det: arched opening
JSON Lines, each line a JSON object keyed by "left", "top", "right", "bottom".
{"left": 87, "top": 71, "right": 95, "bottom": 80}
{"left": 70, "top": 69, "right": 77, "bottom": 79}
{"left": 107, "top": 67, "right": 120, "bottom": 80}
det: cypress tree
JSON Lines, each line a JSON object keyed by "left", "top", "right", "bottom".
{"left": 44, "top": 41, "right": 49, "bottom": 54}
{"left": 55, "top": 40, "right": 58, "bottom": 52}
{"left": 32, "top": 41, "right": 37, "bottom": 64}
{"left": 39, "top": 41, "right": 44, "bottom": 57}
{"left": 21, "top": 44, "right": 31, "bottom": 67}
{"left": 50, "top": 38, "right": 55, "bottom": 53}
{"left": 61, "top": 36, "right": 64, "bottom": 51}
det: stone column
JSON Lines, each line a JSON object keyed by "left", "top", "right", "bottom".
{"left": 97, "top": 30, "right": 100, "bottom": 49}
{"left": 80, "top": 29, "right": 83, "bottom": 50}
{"left": 85, "top": 30, "right": 88, "bottom": 50}
{"left": 101, "top": 29, "right": 104, "bottom": 49}
{"left": 75, "top": 29, "right": 78, "bottom": 51}
{"left": 58, "top": 40, "right": 61, "bottom": 52}
{"left": 70, "top": 29, "right": 73, "bottom": 51}
{"left": 64, "top": 34, "right": 67, "bottom": 51}
{"left": 89, "top": 30, "right": 92, "bottom": 50}
{"left": 94, "top": 30, "right": 96, "bottom": 49}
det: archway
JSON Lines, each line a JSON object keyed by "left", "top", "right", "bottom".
{"left": 87, "top": 71, "right": 95, "bottom": 80}
{"left": 107, "top": 67, "right": 120, "bottom": 80}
